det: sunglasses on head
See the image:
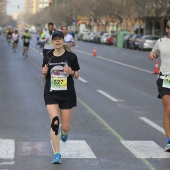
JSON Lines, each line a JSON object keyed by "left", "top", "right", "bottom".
{"left": 167, "top": 26, "right": 170, "bottom": 29}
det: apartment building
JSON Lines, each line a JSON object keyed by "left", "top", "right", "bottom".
{"left": 0, "top": 0, "right": 7, "bottom": 15}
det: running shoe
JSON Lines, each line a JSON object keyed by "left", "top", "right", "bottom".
{"left": 165, "top": 144, "right": 170, "bottom": 152}
{"left": 52, "top": 153, "right": 61, "bottom": 164}
{"left": 60, "top": 127, "right": 68, "bottom": 142}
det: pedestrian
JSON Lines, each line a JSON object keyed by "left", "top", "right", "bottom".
{"left": 12, "top": 30, "right": 20, "bottom": 52}
{"left": 39, "top": 22, "right": 55, "bottom": 58}
{"left": 61, "top": 26, "right": 76, "bottom": 47}
{"left": 149, "top": 20, "right": 170, "bottom": 152}
{"left": 21, "top": 28, "right": 31, "bottom": 57}
{"left": 42, "top": 30, "right": 80, "bottom": 164}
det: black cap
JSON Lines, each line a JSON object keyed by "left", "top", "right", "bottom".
{"left": 52, "top": 30, "right": 64, "bottom": 39}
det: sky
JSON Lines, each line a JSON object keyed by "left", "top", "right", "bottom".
{"left": 7, "top": 0, "right": 25, "bottom": 16}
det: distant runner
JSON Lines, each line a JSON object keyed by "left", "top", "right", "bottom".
{"left": 12, "top": 30, "right": 20, "bottom": 52}
{"left": 39, "top": 22, "right": 55, "bottom": 58}
{"left": 61, "top": 26, "right": 76, "bottom": 48}
{"left": 22, "top": 28, "right": 31, "bottom": 57}
{"left": 6, "top": 28, "right": 12, "bottom": 46}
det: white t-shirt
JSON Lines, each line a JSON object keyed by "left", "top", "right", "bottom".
{"left": 39, "top": 30, "right": 54, "bottom": 50}
{"left": 12, "top": 33, "right": 19, "bottom": 41}
{"left": 64, "top": 34, "right": 75, "bottom": 45}
{"left": 152, "top": 37, "right": 170, "bottom": 75}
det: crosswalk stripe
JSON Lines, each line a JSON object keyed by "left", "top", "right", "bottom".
{"left": 121, "top": 141, "right": 170, "bottom": 158}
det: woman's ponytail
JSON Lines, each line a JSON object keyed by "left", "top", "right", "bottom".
{"left": 63, "top": 45, "right": 72, "bottom": 52}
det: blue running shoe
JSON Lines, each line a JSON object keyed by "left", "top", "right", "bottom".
{"left": 60, "top": 128, "right": 68, "bottom": 142}
{"left": 52, "top": 153, "right": 61, "bottom": 164}
{"left": 165, "top": 144, "right": 170, "bottom": 152}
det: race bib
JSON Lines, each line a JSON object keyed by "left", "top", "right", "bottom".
{"left": 50, "top": 65, "right": 67, "bottom": 91}
{"left": 163, "top": 77, "right": 170, "bottom": 89}
{"left": 47, "top": 41, "right": 52, "bottom": 46}
{"left": 24, "top": 39, "right": 29, "bottom": 43}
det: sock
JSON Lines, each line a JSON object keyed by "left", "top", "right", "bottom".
{"left": 62, "top": 130, "right": 68, "bottom": 135}
{"left": 54, "top": 152, "right": 60, "bottom": 155}
{"left": 167, "top": 138, "right": 170, "bottom": 143}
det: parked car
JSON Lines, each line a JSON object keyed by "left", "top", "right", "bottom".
{"left": 93, "top": 32, "right": 105, "bottom": 43}
{"left": 123, "top": 34, "right": 134, "bottom": 48}
{"left": 106, "top": 34, "right": 115, "bottom": 45}
{"left": 129, "top": 34, "right": 142, "bottom": 49}
{"left": 100, "top": 33, "right": 109, "bottom": 43}
{"left": 88, "top": 32, "right": 95, "bottom": 42}
{"left": 83, "top": 32, "right": 90, "bottom": 41}
{"left": 77, "top": 33, "right": 84, "bottom": 41}
{"left": 138, "top": 35, "right": 159, "bottom": 51}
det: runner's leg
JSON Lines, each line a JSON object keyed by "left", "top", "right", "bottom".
{"left": 60, "top": 109, "right": 73, "bottom": 133}
{"left": 162, "top": 95, "right": 170, "bottom": 138}
{"left": 46, "top": 104, "right": 60, "bottom": 153}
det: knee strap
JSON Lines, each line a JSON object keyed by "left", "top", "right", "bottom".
{"left": 51, "top": 116, "right": 59, "bottom": 136}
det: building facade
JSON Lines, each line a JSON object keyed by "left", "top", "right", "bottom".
{"left": 0, "top": 0, "right": 7, "bottom": 15}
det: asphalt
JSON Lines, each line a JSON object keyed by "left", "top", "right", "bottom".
{"left": 0, "top": 34, "right": 169, "bottom": 170}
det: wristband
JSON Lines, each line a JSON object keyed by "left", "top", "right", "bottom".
{"left": 71, "top": 70, "right": 75, "bottom": 76}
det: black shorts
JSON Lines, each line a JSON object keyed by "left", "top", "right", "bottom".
{"left": 44, "top": 92, "right": 77, "bottom": 109}
{"left": 157, "top": 78, "right": 170, "bottom": 98}
{"left": 23, "top": 43, "right": 29, "bottom": 47}
{"left": 13, "top": 40, "right": 18, "bottom": 44}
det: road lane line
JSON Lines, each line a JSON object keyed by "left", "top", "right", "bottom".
{"left": 97, "top": 90, "right": 119, "bottom": 102}
{"left": 74, "top": 49, "right": 153, "bottom": 74}
{"left": 97, "top": 55, "right": 152, "bottom": 73}
{"left": 78, "top": 98, "right": 156, "bottom": 170}
{"left": 140, "top": 117, "right": 165, "bottom": 134}
{"left": 78, "top": 77, "right": 87, "bottom": 83}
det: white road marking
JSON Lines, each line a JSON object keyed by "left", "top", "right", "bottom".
{"left": 0, "top": 161, "right": 14, "bottom": 165}
{"left": 51, "top": 140, "right": 96, "bottom": 158}
{"left": 78, "top": 77, "right": 87, "bottom": 83}
{"left": 18, "top": 142, "right": 50, "bottom": 156}
{"left": 97, "top": 90, "right": 119, "bottom": 102}
{"left": 140, "top": 117, "right": 165, "bottom": 134}
{"left": 97, "top": 55, "right": 152, "bottom": 73}
{"left": 0, "top": 139, "right": 15, "bottom": 165}
{"left": 74, "top": 49, "right": 152, "bottom": 73}
{"left": 75, "top": 49, "right": 92, "bottom": 56}
{"left": 40, "top": 53, "right": 43, "bottom": 55}
{"left": 36, "top": 50, "right": 39, "bottom": 53}
{"left": 121, "top": 141, "right": 170, "bottom": 158}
